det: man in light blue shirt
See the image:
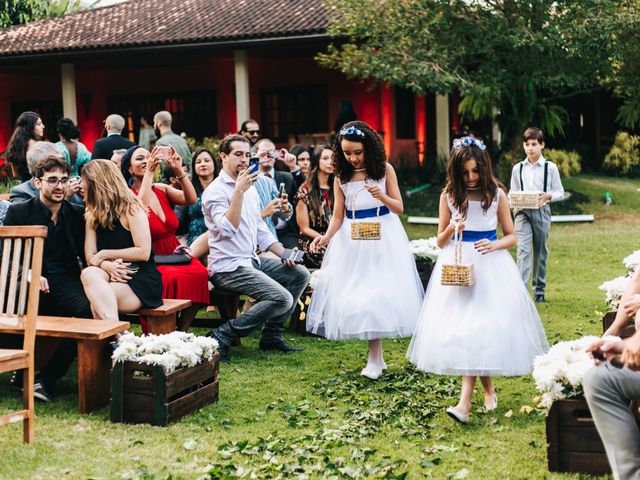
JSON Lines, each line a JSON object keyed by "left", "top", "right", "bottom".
{"left": 202, "top": 134, "right": 309, "bottom": 361}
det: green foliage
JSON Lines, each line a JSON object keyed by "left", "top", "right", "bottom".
{"left": 544, "top": 149, "right": 582, "bottom": 178}
{"left": 495, "top": 149, "right": 522, "bottom": 185}
{"left": 0, "top": 0, "right": 88, "bottom": 28}
{"left": 185, "top": 136, "right": 221, "bottom": 161}
{"left": 603, "top": 131, "right": 640, "bottom": 177}
{"left": 319, "top": 0, "right": 635, "bottom": 150}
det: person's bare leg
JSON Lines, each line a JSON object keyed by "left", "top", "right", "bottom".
{"left": 480, "top": 376, "right": 497, "bottom": 409}
{"left": 361, "top": 339, "right": 384, "bottom": 380}
{"left": 110, "top": 283, "right": 143, "bottom": 313}
{"left": 81, "top": 267, "right": 119, "bottom": 320}
{"left": 190, "top": 232, "right": 209, "bottom": 266}
{"left": 455, "top": 376, "right": 476, "bottom": 414}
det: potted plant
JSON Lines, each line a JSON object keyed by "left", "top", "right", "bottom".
{"left": 408, "top": 237, "right": 441, "bottom": 290}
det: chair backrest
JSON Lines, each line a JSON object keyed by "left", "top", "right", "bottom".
{"left": 0, "top": 226, "right": 47, "bottom": 350}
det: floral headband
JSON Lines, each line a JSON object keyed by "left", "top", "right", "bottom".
{"left": 339, "top": 126, "right": 366, "bottom": 138}
{"left": 452, "top": 136, "right": 486, "bottom": 152}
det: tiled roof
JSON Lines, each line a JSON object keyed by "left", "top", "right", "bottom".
{"left": 0, "top": 0, "right": 330, "bottom": 57}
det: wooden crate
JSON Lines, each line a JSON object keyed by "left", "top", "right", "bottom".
{"left": 508, "top": 191, "right": 540, "bottom": 209}
{"left": 546, "top": 398, "right": 610, "bottom": 476}
{"left": 602, "top": 310, "right": 636, "bottom": 338}
{"left": 110, "top": 355, "right": 219, "bottom": 426}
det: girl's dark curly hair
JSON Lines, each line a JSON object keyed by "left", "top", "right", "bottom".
{"left": 7, "top": 111, "right": 42, "bottom": 180}
{"left": 191, "top": 148, "right": 221, "bottom": 196}
{"left": 333, "top": 120, "right": 386, "bottom": 182}
{"left": 445, "top": 142, "right": 499, "bottom": 217}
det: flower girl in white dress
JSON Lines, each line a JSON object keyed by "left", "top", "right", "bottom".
{"left": 407, "top": 137, "right": 549, "bottom": 423}
{"left": 308, "top": 121, "right": 424, "bottom": 380}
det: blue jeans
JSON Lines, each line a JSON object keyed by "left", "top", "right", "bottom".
{"left": 211, "top": 258, "right": 310, "bottom": 346}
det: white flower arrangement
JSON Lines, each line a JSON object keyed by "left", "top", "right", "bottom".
{"left": 112, "top": 331, "right": 218, "bottom": 374}
{"left": 308, "top": 269, "right": 323, "bottom": 290}
{"left": 532, "top": 336, "right": 600, "bottom": 412}
{"left": 409, "top": 237, "right": 441, "bottom": 262}
{"left": 624, "top": 250, "right": 640, "bottom": 272}
{"left": 599, "top": 275, "right": 631, "bottom": 310}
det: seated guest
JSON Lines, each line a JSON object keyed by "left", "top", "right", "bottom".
{"left": 4, "top": 155, "right": 92, "bottom": 401}
{"left": 55, "top": 117, "right": 91, "bottom": 176}
{"left": 183, "top": 149, "right": 220, "bottom": 261}
{"left": 162, "top": 162, "right": 190, "bottom": 244}
{"left": 585, "top": 331, "right": 640, "bottom": 480}
{"left": 604, "top": 265, "right": 640, "bottom": 337}
{"left": 202, "top": 134, "right": 310, "bottom": 361}
{"left": 80, "top": 160, "right": 163, "bottom": 318}
{"left": 295, "top": 145, "right": 335, "bottom": 268}
{"left": 91, "top": 114, "right": 136, "bottom": 160}
{"left": 254, "top": 138, "right": 298, "bottom": 248}
{"left": 288, "top": 144, "right": 311, "bottom": 190}
{"left": 10, "top": 142, "right": 82, "bottom": 205}
{"left": 121, "top": 145, "right": 208, "bottom": 331}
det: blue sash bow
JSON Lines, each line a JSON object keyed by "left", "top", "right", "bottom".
{"left": 453, "top": 229, "right": 497, "bottom": 242}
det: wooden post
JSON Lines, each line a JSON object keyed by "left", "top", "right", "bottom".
{"left": 61, "top": 63, "right": 77, "bottom": 123}
{"left": 234, "top": 50, "right": 250, "bottom": 130}
{"left": 435, "top": 94, "right": 450, "bottom": 158}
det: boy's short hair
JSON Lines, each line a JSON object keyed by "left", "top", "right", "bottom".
{"left": 34, "top": 156, "right": 70, "bottom": 179}
{"left": 523, "top": 127, "right": 544, "bottom": 143}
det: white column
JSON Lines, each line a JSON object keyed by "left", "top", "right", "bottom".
{"left": 61, "top": 63, "right": 77, "bottom": 122}
{"left": 234, "top": 50, "right": 250, "bottom": 130}
{"left": 435, "top": 94, "right": 450, "bottom": 157}
{"left": 492, "top": 106, "right": 502, "bottom": 146}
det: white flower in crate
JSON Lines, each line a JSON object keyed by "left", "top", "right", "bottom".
{"left": 308, "top": 269, "right": 324, "bottom": 290}
{"left": 599, "top": 275, "right": 631, "bottom": 310}
{"left": 532, "top": 336, "right": 603, "bottom": 412}
{"left": 409, "top": 237, "right": 441, "bottom": 262}
{"left": 112, "top": 331, "right": 219, "bottom": 373}
{"left": 624, "top": 250, "right": 640, "bottom": 272}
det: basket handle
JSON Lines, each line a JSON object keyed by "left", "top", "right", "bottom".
{"left": 351, "top": 185, "right": 381, "bottom": 221}
{"left": 453, "top": 224, "right": 462, "bottom": 266}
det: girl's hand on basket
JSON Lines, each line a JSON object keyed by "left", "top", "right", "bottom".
{"left": 310, "top": 235, "right": 328, "bottom": 253}
{"left": 365, "top": 184, "right": 384, "bottom": 200}
{"left": 449, "top": 214, "right": 465, "bottom": 232}
{"left": 474, "top": 239, "right": 497, "bottom": 255}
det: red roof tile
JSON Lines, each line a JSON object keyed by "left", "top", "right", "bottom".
{"left": 0, "top": 0, "right": 330, "bottom": 57}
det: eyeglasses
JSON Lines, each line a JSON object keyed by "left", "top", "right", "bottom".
{"left": 40, "top": 176, "right": 70, "bottom": 187}
{"left": 247, "top": 130, "right": 260, "bottom": 136}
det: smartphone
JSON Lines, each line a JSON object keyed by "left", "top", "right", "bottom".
{"left": 268, "top": 149, "right": 282, "bottom": 160}
{"left": 248, "top": 157, "right": 260, "bottom": 174}
{"left": 156, "top": 145, "right": 172, "bottom": 160}
{"left": 282, "top": 248, "right": 305, "bottom": 264}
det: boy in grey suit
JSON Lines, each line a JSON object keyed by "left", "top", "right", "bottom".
{"left": 509, "top": 128, "right": 564, "bottom": 303}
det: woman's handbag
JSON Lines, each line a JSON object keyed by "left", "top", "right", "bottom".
{"left": 350, "top": 186, "right": 382, "bottom": 240}
{"left": 441, "top": 225, "right": 474, "bottom": 287}
{"left": 153, "top": 254, "right": 191, "bottom": 266}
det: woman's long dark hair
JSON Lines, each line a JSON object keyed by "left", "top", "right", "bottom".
{"left": 333, "top": 120, "right": 386, "bottom": 182}
{"left": 7, "top": 111, "right": 41, "bottom": 179}
{"left": 445, "top": 143, "right": 499, "bottom": 216}
{"left": 305, "top": 145, "right": 335, "bottom": 219}
{"left": 57, "top": 117, "right": 81, "bottom": 142}
{"left": 191, "top": 148, "right": 220, "bottom": 197}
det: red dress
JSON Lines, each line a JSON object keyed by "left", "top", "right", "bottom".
{"left": 135, "top": 185, "right": 209, "bottom": 305}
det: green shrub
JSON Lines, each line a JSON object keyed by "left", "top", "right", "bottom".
{"left": 544, "top": 149, "right": 581, "bottom": 177}
{"left": 495, "top": 149, "right": 521, "bottom": 184}
{"left": 603, "top": 132, "right": 640, "bottom": 176}
{"left": 185, "top": 136, "right": 221, "bottom": 161}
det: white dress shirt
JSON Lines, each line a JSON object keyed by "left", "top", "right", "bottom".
{"left": 202, "top": 170, "right": 277, "bottom": 275}
{"left": 510, "top": 155, "right": 565, "bottom": 202}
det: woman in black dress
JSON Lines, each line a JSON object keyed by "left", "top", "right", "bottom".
{"left": 80, "top": 159, "right": 162, "bottom": 319}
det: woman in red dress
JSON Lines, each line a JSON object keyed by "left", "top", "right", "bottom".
{"left": 121, "top": 145, "right": 209, "bottom": 330}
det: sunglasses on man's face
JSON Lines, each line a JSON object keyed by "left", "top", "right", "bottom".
{"left": 247, "top": 130, "right": 260, "bottom": 136}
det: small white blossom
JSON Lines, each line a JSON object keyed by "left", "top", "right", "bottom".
{"left": 409, "top": 237, "right": 441, "bottom": 262}
{"left": 623, "top": 250, "right": 640, "bottom": 272}
{"left": 599, "top": 275, "right": 631, "bottom": 310}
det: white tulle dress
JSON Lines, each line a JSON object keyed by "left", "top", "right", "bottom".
{"left": 307, "top": 178, "right": 424, "bottom": 340}
{"left": 407, "top": 189, "right": 549, "bottom": 376}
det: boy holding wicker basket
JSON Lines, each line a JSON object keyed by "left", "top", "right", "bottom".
{"left": 509, "top": 127, "right": 565, "bottom": 303}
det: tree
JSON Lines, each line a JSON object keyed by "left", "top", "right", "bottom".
{"left": 318, "top": 0, "right": 634, "bottom": 150}
{"left": 0, "top": 0, "right": 87, "bottom": 29}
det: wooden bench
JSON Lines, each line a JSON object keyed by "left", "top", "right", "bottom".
{"left": 0, "top": 316, "right": 129, "bottom": 414}
{"left": 133, "top": 299, "right": 192, "bottom": 335}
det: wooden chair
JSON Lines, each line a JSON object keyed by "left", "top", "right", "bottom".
{"left": 0, "top": 225, "right": 47, "bottom": 444}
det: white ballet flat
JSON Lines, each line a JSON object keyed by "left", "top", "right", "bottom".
{"left": 446, "top": 406, "right": 470, "bottom": 424}
{"left": 360, "top": 364, "right": 382, "bottom": 380}
{"left": 381, "top": 361, "right": 388, "bottom": 370}
{"left": 483, "top": 396, "right": 498, "bottom": 413}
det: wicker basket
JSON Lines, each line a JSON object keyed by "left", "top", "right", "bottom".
{"left": 441, "top": 226, "right": 474, "bottom": 287}
{"left": 350, "top": 187, "right": 382, "bottom": 240}
{"left": 508, "top": 191, "right": 540, "bottom": 210}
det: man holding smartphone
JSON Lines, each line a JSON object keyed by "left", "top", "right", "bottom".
{"left": 202, "top": 134, "right": 309, "bottom": 361}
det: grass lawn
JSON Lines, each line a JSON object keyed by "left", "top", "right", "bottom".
{"left": 1, "top": 174, "right": 639, "bottom": 479}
